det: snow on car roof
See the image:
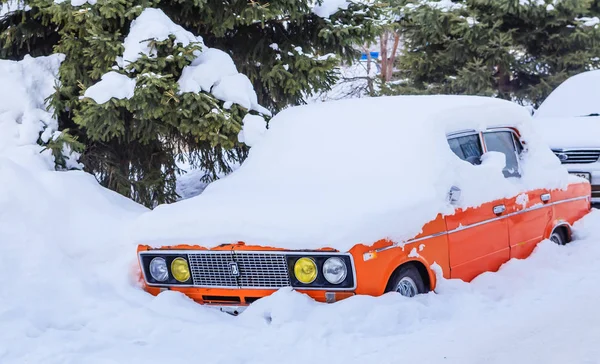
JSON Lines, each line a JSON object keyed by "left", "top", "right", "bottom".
{"left": 535, "top": 70, "right": 600, "bottom": 119}
{"left": 132, "top": 95, "right": 568, "bottom": 251}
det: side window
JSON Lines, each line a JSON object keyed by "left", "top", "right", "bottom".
{"left": 483, "top": 131, "right": 521, "bottom": 178}
{"left": 448, "top": 134, "right": 483, "bottom": 165}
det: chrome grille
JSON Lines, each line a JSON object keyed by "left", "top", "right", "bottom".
{"left": 188, "top": 252, "right": 291, "bottom": 288}
{"left": 553, "top": 149, "right": 600, "bottom": 164}
{"left": 188, "top": 252, "right": 238, "bottom": 287}
{"left": 236, "top": 253, "right": 291, "bottom": 288}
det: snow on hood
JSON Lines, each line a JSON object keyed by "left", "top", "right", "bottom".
{"left": 535, "top": 70, "right": 600, "bottom": 119}
{"left": 132, "top": 95, "right": 568, "bottom": 251}
{"left": 533, "top": 115, "right": 600, "bottom": 149}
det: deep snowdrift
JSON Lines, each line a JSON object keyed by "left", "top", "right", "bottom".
{"left": 2, "top": 55, "right": 600, "bottom": 364}
{"left": 133, "top": 95, "right": 569, "bottom": 251}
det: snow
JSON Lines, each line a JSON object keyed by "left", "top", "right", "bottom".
{"left": 1, "top": 0, "right": 30, "bottom": 18}
{"left": 405, "top": 0, "right": 466, "bottom": 12}
{"left": 95, "top": 8, "right": 269, "bottom": 115}
{"left": 132, "top": 95, "right": 569, "bottom": 251}
{"left": 3, "top": 53, "right": 600, "bottom": 362}
{"left": 82, "top": 71, "right": 136, "bottom": 104}
{"left": 178, "top": 48, "right": 237, "bottom": 93}
{"left": 312, "top": 0, "right": 350, "bottom": 18}
{"left": 534, "top": 116, "right": 600, "bottom": 149}
{"left": 535, "top": 70, "right": 600, "bottom": 119}
{"left": 238, "top": 114, "right": 267, "bottom": 147}
{"left": 122, "top": 8, "right": 200, "bottom": 65}
{"left": 0, "top": 54, "right": 65, "bottom": 169}
{"left": 211, "top": 74, "right": 268, "bottom": 114}
{"left": 53, "top": 0, "right": 97, "bottom": 6}
{"left": 577, "top": 16, "right": 600, "bottom": 27}
{"left": 533, "top": 70, "right": 600, "bottom": 148}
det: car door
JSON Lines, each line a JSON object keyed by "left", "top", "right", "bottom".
{"left": 445, "top": 132, "right": 511, "bottom": 282}
{"left": 482, "top": 129, "right": 553, "bottom": 260}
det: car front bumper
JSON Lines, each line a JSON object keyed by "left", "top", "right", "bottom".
{"left": 142, "top": 285, "right": 356, "bottom": 314}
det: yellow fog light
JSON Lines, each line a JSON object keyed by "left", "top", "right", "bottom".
{"left": 294, "top": 257, "right": 317, "bottom": 284}
{"left": 171, "top": 257, "right": 191, "bottom": 282}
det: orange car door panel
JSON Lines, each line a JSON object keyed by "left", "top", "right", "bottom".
{"left": 445, "top": 199, "right": 510, "bottom": 282}
{"left": 506, "top": 189, "right": 552, "bottom": 260}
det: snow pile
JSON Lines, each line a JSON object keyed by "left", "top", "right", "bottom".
{"left": 86, "top": 8, "right": 269, "bottom": 115}
{"left": 0, "top": 54, "right": 65, "bottom": 169}
{"left": 133, "top": 95, "right": 569, "bottom": 251}
{"left": 533, "top": 70, "right": 600, "bottom": 148}
{"left": 4, "top": 205, "right": 600, "bottom": 362}
{"left": 83, "top": 71, "right": 136, "bottom": 104}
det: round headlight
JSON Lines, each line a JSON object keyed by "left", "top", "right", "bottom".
{"left": 294, "top": 257, "right": 317, "bottom": 284}
{"left": 149, "top": 257, "right": 169, "bottom": 282}
{"left": 171, "top": 257, "right": 191, "bottom": 283}
{"left": 323, "top": 257, "right": 347, "bottom": 284}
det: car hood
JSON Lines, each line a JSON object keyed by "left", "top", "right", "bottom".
{"left": 533, "top": 116, "right": 600, "bottom": 149}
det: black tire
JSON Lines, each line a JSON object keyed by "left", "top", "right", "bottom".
{"left": 550, "top": 229, "right": 568, "bottom": 245}
{"left": 385, "top": 264, "right": 427, "bottom": 297}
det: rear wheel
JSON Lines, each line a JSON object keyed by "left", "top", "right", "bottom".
{"left": 386, "top": 264, "right": 427, "bottom": 297}
{"left": 550, "top": 229, "right": 568, "bottom": 245}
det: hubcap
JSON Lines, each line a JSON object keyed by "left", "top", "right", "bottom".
{"left": 551, "top": 233, "right": 562, "bottom": 245}
{"left": 396, "top": 277, "right": 418, "bottom": 297}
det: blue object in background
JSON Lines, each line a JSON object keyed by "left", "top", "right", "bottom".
{"left": 360, "top": 51, "right": 379, "bottom": 60}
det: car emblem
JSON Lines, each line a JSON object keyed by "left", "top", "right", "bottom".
{"left": 556, "top": 153, "right": 569, "bottom": 161}
{"left": 229, "top": 262, "right": 240, "bottom": 277}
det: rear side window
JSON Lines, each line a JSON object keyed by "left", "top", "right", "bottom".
{"left": 483, "top": 131, "right": 521, "bottom": 178}
{"left": 448, "top": 134, "right": 483, "bottom": 165}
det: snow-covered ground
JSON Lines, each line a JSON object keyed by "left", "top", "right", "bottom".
{"left": 3, "top": 50, "right": 600, "bottom": 364}
{"left": 2, "top": 175, "right": 600, "bottom": 363}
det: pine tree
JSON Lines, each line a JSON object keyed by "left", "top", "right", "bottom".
{"left": 2, "top": 0, "right": 381, "bottom": 207}
{"left": 386, "top": 0, "right": 600, "bottom": 107}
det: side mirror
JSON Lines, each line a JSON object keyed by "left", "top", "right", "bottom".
{"left": 448, "top": 186, "right": 461, "bottom": 205}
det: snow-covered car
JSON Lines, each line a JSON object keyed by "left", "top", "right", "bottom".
{"left": 134, "top": 95, "right": 590, "bottom": 315}
{"left": 534, "top": 70, "right": 600, "bottom": 203}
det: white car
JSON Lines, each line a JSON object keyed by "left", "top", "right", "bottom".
{"left": 534, "top": 70, "right": 600, "bottom": 204}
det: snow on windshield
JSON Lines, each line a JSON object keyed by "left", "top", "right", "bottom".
{"left": 132, "top": 95, "right": 568, "bottom": 251}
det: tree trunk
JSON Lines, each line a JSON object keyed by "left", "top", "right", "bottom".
{"left": 386, "top": 32, "right": 401, "bottom": 82}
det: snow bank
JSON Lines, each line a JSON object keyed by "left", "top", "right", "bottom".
{"left": 132, "top": 95, "right": 568, "bottom": 251}
{"left": 535, "top": 70, "right": 600, "bottom": 119}
{"left": 5, "top": 206, "right": 600, "bottom": 362}
{"left": 0, "top": 54, "right": 65, "bottom": 169}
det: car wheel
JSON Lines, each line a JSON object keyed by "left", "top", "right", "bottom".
{"left": 386, "top": 265, "right": 427, "bottom": 297}
{"left": 550, "top": 229, "right": 568, "bottom": 245}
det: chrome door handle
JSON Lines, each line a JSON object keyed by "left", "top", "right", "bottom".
{"left": 493, "top": 205, "right": 506, "bottom": 215}
{"left": 541, "top": 193, "right": 551, "bottom": 203}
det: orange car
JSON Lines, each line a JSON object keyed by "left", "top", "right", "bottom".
{"left": 136, "top": 96, "right": 591, "bottom": 315}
